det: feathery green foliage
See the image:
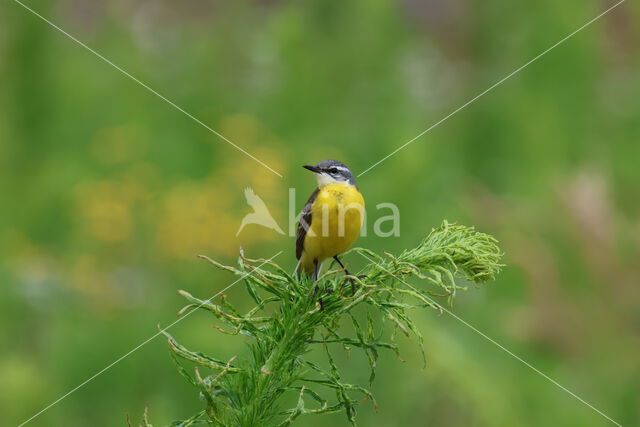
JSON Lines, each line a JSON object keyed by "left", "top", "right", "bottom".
{"left": 162, "top": 221, "right": 503, "bottom": 426}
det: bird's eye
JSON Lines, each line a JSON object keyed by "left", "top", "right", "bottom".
{"left": 328, "top": 168, "right": 338, "bottom": 174}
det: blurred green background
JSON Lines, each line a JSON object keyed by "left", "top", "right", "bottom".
{"left": 1, "top": 0, "right": 639, "bottom": 425}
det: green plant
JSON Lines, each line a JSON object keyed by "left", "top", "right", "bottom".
{"left": 161, "top": 221, "right": 503, "bottom": 426}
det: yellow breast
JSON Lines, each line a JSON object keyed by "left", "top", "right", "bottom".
{"left": 302, "top": 183, "right": 364, "bottom": 268}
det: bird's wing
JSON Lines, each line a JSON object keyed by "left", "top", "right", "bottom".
{"left": 244, "top": 187, "right": 269, "bottom": 210}
{"left": 296, "top": 188, "right": 319, "bottom": 260}
{"left": 244, "top": 187, "right": 258, "bottom": 204}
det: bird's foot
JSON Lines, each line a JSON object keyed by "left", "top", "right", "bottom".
{"left": 340, "top": 274, "right": 367, "bottom": 297}
{"left": 311, "top": 285, "right": 334, "bottom": 310}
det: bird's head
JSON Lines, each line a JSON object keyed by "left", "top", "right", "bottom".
{"left": 303, "top": 160, "right": 355, "bottom": 187}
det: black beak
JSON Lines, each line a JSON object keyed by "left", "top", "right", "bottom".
{"left": 303, "top": 165, "right": 320, "bottom": 173}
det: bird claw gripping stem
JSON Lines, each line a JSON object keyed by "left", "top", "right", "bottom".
{"left": 310, "top": 273, "right": 367, "bottom": 311}
{"left": 340, "top": 274, "right": 367, "bottom": 297}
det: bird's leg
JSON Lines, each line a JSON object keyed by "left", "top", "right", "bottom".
{"left": 333, "top": 255, "right": 350, "bottom": 275}
{"left": 313, "top": 259, "right": 319, "bottom": 281}
{"left": 333, "top": 256, "right": 364, "bottom": 296}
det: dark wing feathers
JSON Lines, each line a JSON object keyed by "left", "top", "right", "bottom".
{"left": 296, "top": 188, "right": 319, "bottom": 260}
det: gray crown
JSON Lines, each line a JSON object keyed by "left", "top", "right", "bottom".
{"left": 308, "top": 160, "right": 355, "bottom": 185}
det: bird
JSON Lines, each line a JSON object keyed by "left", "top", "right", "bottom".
{"left": 236, "top": 187, "right": 285, "bottom": 236}
{"left": 295, "top": 160, "right": 365, "bottom": 283}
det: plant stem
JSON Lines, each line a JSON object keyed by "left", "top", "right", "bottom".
{"left": 162, "top": 221, "right": 504, "bottom": 426}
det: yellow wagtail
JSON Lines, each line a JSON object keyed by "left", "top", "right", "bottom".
{"left": 295, "top": 160, "right": 365, "bottom": 285}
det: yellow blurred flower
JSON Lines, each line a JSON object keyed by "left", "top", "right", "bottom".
{"left": 75, "top": 180, "right": 134, "bottom": 242}
{"left": 156, "top": 180, "right": 237, "bottom": 258}
{"left": 156, "top": 114, "right": 288, "bottom": 259}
